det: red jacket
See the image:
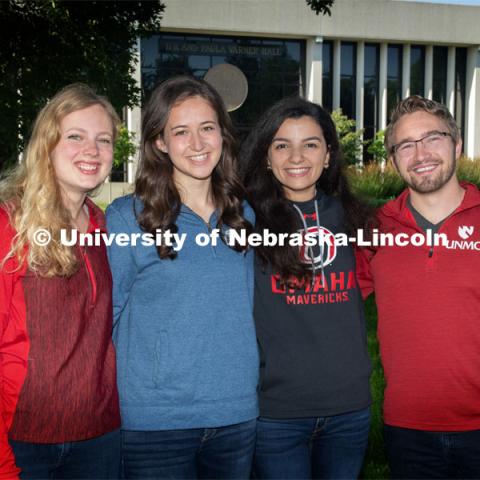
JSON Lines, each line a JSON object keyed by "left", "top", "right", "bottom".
{"left": 0, "top": 199, "right": 120, "bottom": 478}
{"left": 357, "top": 182, "right": 480, "bottom": 431}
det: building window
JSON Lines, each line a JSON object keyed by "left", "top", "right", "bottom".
{"left": 387, "top": 44, "right": 402, "bottom": 121}
{"left": 322, "top": 40, "right": 333, "bottom": 112}
{"left": 364, "top": 43, "right": 379, "bottom": 148}
{"left": 432, "top": 46, "right": 448, "bottom": 104}
{"left": 410, "top": 45, "right": 425, "bottom": 96}
{"left": 455, "top": 47, "right": 467, "bottom": 146}
{"left": 110, "top": 163, "right": 127, "bottom": 182}
{"left": 141, "top": 33, "right": 305, "bottom": 138}
{"left": 340, "top": 42, "right": 356, "bottom": 119}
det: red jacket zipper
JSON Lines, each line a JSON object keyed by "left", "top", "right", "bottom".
{"left": 80, "top": 247, "right": 97, "bottom": 305}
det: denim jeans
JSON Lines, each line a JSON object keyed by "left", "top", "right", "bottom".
{"left": 384, "top": 424, "right": 480, "bottom": 479}
{"left": 121, "top": 419, "right": 256, "bottom": 479}
{"left": 9, "top": 429, "right": 121, "bottom": 479}
{"left": 254, "top": 407, "right": 370, "bottom": 479}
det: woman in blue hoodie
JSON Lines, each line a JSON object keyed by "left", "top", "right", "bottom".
{"left": 106, "top": 76, "right": 259, "bottom": 479}
{"left": 242, "top": 97, "right": 372, "bottom": 480}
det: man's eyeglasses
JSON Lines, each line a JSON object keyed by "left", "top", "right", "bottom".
{"left": 391, "top": 131, "right": 452, "bottom": 160}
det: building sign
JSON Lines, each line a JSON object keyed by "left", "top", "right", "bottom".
{"left": 159, "top": 39, "right": 286, "bottom": 57}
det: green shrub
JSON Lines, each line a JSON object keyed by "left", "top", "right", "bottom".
{"left": 346, "top": 156, "right": 480, "bottom": 206}
{"left": 114, "top": 124, "right": 137, "bottom": 169}
{"left": 366, "top": 130, "right": 387, "bottom": 164}
{"left": 346, "top": 162, "right": 405, "bottom": 203}
{"left": 457, "top": 156, "right": 480, "bottom": 188}
{"left": 332, "top": 109, "right": 363, "bottom": 165}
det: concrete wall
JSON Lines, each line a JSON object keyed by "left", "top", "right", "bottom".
{"left": 92, "top": 182, "right": 133, "bottom": 206}
{"left": 161, "top": 0, "right": 480, "bottom": 45}
{"left": 320, "top": 0, "right": 480, "bottom": 44}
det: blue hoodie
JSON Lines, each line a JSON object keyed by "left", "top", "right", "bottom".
{"left": 106, "top": 195, "right": 259, "bottom": 430}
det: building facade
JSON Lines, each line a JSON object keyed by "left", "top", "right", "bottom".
{"left": 115, "top": 0, "right": 480, "bottom": 186}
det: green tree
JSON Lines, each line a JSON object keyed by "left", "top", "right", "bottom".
{"left": 305, "top": 0, "right": 335, "bottom": 16}
{"left": 331, "top": 109, "right": 363, "bottom": 165}
{"left": 366, "top": 130, "right": 388, "bottom": 163}
{"left": 0, "top": 0, "right": 164, "bottom": 171}
{"left": 114, "top": 125, "right": 137, "bottom": 169}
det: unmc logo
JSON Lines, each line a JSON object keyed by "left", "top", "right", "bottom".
{"left": 458, "top": 226, "right": 474, "bottom": 240}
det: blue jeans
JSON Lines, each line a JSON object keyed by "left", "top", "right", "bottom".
{"left": 121, "top": 419, "right": 256, "bottom": 479}
{"left": 254, "top": 407, "right": 370, "bottom": 479}
{"left": 9, "top": 429, "right": 121, "bottom": 479}
{"left": 385, "top": 424, "right": 480, "bottom": 479}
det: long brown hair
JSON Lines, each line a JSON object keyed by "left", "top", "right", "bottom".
{"left": 135, "top": 75, "right": 251, "bottom": 259}
{"left": 241, "top": 97, "right": 371, "bottom": 283}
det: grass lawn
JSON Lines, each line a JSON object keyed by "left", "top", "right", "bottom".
{"left": 360, "top": 295, "right": 389, "bottom": 479}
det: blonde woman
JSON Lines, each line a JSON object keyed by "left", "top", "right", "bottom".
{"left": 0, "top": 84, "right": 121, "bottom": 479}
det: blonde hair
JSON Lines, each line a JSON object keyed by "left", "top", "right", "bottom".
{"left": 0, "top": 83, "right": 120, "bottom": 277}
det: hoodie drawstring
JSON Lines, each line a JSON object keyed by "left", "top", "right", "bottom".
{"left": 292, "top": 200, "right": 325, "bottom": 285}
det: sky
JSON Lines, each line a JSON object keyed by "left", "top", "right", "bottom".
{"left": 399, "top": 0, "right": 480, "bottom": 4}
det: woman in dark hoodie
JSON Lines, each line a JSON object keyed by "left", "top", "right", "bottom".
{"left": 242, "top": 97, "right": 372, "bottom": 480}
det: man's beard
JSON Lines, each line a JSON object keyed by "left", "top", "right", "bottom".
{"left": 400, "top": 152, "right": 457, "bottom": 194}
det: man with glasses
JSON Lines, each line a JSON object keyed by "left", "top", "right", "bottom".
{"left": 357, "top": 96, "right": 480, "bottom": 479}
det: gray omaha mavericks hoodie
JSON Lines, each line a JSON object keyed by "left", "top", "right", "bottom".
{"left": 254, "top": 191, "right": 371, "bottom": 418}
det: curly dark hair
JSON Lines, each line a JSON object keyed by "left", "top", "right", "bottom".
{"left": 241, "top": 96, "right": 371, "bottom": 282}
{"left": 135, "top": 75, "right": 252, "bottom": 259}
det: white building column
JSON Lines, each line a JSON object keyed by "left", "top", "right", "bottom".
{"left": 425, "top": 45, "right": 433, "bottom": 100}
{"left": 446, "top": 46, "right": 456, "bottom": 115}
{"left": 402, "top": 44, "right": 411, "bottom": 98}
{"left": 356, "top": 41, "right": 364, "bottom": 163}
{"left": 379, "top": 43, "right": 388, "bottom": 130}
{"left": 465, "top": 46, "right": 480, "bottom": 159}
{"left": 333, "top": 40, "right": 341, "bottom": 110}
{"left": 306, "top": 37, "right": 323, "bottom": 104}
{"left": 356, "top": 41, "right": 365, "bottom": 131}
{"left": 127, "top": 36, "right": 142, "bottom": 184}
